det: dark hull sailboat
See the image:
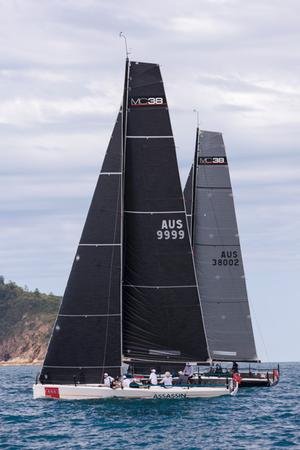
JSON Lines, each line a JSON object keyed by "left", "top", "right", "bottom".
{"left": 33, "top": 60, "right": 238, "bottom": 400}
{"left": 195, "top": 367, "right": 280, "bottom": 387}
{"left": 184, "top": 129, "right": 279, "bottom": 388}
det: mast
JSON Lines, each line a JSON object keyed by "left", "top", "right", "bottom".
{"left": 190, "top": 126, "right": 199, "bottom": 245}
{"left": 120, "top": 55, "right": 130, "bottom": 367}
{"left": 184, "top": 130, "right": 258, "bottom": 362}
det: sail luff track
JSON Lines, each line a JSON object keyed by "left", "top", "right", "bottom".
{"left": 190, "top": 127, "right": 199, "bottom": 244}
{"left": 120, "top": 57, "right": 130, "bottom": 368}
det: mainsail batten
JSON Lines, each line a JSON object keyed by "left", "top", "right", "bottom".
{"left": 184, "top": 130, "right": 258, "bottom": 362}
{"left": 122, "top": 61, "right": 209, "bottom": 364}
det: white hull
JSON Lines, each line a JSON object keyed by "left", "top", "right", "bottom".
{"left": 33, "top": 382, "right": 238, "bottom": 400}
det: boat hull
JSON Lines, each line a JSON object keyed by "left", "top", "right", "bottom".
{"left": 198, "top": 372, "right": 279, "bottom": 388}
{"left": 33, "top": 383, "right": 237, "bottom": 400}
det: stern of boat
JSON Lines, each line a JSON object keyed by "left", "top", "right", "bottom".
{"left": 269, "top": 368, "right": 280, "bottom": 386}
{"left": 33, "top": 383, "right": 115, "bottom": 400}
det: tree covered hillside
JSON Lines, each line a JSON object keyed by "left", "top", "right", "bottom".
{"left": 0, "top": 276, "right": 60, "bottom": 363}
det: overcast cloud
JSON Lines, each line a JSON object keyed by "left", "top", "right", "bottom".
{"left": 0, "top": 0, "right": 299, "bottom": 362}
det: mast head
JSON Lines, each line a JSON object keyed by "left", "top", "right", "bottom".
{"left": 193, "top": 109, "right": 200, "bottom": 130}
{"left": 119, "top": 32, "right": 130, "bottom": 60}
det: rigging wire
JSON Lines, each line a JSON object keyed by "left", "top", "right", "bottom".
{"left": 101, "top": 134, "right": 123, "bottom": 380}
{"left": 249, "top": 298, "right": 270, "bottom": 363}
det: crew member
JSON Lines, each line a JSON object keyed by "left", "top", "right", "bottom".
{"left": 103, "top": 372, "right": 114, "bottom": 387}
{"left": 129, "top": 377, "right": 141, "bottom": 388}
{"left": 149, "top": 369, "right": 158, "bottom": 385}
{"left": 232, "top": 361, "right": 239, "bottom": 373}
{"left": 183, "top": 362, "right": 193, "bottom": 378}
{"left": 215, "top": 363, "right": 222, "bottom": 374}
{"left": 112, "top": 376, "right": 122, "bottom": 388}
{"left": 161, "top": 371, "right": 173, "bottom": 386}
{"left": 122, "top": 375, "right": 131, "bottom": 388}
{"left": 177, "top": 370, "right": 188, "bottom": 385}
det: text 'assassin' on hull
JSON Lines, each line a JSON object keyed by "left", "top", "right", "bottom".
{"left": 33, "top": 58, "right": 239, "bottom": 400}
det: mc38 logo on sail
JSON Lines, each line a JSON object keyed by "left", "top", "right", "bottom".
{"left": 198, "top": 156, "right": 227, "bottom": 165}
{"left": 156, "top": 219, "right": 185, "bottom": 240}
{"left": 130, "top": 97, "right": 166, "bottom": 106}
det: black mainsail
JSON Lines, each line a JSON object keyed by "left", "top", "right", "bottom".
{"left": 40, "top": 60, "right": 210, "bottom": 386}
{"left": 123, "top": 62, "right": 209, "bottom": 365}
{"left": 184, "top": 130, "right": 258, "bottom": 362}
{"left": 40, "top": 111, "right": 123, "bottom": 384}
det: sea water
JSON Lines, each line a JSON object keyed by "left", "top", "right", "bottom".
{"left": 0, "top": 363, "right": 299, "bottom": 449}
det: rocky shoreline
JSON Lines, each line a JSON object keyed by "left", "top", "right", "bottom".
{"left": 0, "top": 277, "right": 60, "bottom": 367}
{"left": 0, "top": 359, "right": 43, "bottom": 366}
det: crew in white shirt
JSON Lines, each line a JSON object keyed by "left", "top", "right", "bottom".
{"left": 161, "top": 371, "right": 173, "bottom": 386}
{"left": 149, "top": 368, "right": 158, "bottom": 385}
{"left": 103, "top": 372, "right": 114, "bottom": 387}
{"left": 122, "top": 375, "right": 131, "bottom": 388}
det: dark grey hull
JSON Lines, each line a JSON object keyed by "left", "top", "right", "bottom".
{"left": 196, "top": 371, "right": 280, "bottom": 388}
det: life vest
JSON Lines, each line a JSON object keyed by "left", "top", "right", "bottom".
{"left": 232, "top": 373, "right": 242, "bottom": 384}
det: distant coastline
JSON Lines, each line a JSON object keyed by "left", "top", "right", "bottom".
{"left": 0, "top": 359, "right": 42, "bottom": 366}
{"left": 0, "top": 277, "right": 60, "bottom": 365}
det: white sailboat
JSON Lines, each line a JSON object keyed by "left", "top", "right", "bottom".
{"left": 33, "top": 383, "right": 237, "bottom": 400}
{"left": 33, "top": 57, "right": 238, "bottom": 400}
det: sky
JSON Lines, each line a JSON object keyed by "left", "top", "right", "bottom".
{"left": 0, "top": 0, "right": 299, "bottom": 362}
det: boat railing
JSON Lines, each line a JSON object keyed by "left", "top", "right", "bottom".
{"left": 128, "top": 375, "right": 231, "bottom": 389}
{"left": 202, "top": 363, "right": 280, "bottom": 377}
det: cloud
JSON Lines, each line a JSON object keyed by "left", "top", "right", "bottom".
{"left": 0, "top": 0, "right": 299, "bottom": 361}
{"left": 167, "top": 15, "right": 238, "bottom": 37}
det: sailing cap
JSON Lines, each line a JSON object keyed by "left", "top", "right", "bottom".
{"left": 104, "top": 373, "right": 108, "bottom": 377}
{"left": 151, "top": 369, "right": 156, "bottom": 373}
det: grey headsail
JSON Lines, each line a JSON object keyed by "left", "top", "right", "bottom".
{"left": 184, "top": 130, "right": 258, "bottom": 362}
{"left": 122, "top": 61, "right": 209, "bottom": 364}
{"left": 40, "top": 111, "right": 123, "bottom": 384}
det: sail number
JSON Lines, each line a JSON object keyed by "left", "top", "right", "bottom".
{"left": 212, "top": 258, "right": 239, "bottom": 266}
{"left": 212, "top": 251, "right": 239, "bottom": 266}
{"left": 156, "top": 219, "right": 185, "bottom": 240}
